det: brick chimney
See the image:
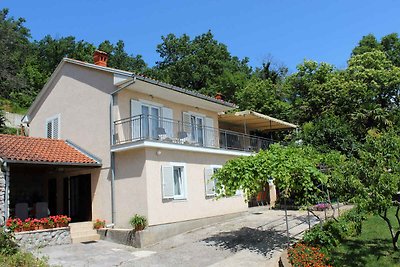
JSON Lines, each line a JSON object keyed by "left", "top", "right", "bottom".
{"left": 93, "top": 50, "right": 108, "bottom": 67}
{"left": 215, "top": 93, "right": 224, "bottom": 100}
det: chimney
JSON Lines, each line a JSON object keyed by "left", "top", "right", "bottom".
{"left": 215, "top": 93, "right": 224, "bottom": 101}
{"left": 93, "top": 50, "right": 108, "bottom": 67}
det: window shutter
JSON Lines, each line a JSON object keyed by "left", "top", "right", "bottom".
{"left": 204, "top": 167, "right": 216, "bottom": 197}
{"left": 182, "top": 112, "right": 191, "bottom": 133}
{"left": 130, "top": 99, "right": 142, "bottom": 140}
{"left": 53, "top": 117, "right": 59, "bottom": 139}
{"left": 162, "top": 107, "right": 173, "bottom": 138}
{"left": 162, "top": 166, "right": 174, "bottom": 199}
{"left": 46, "top": 121, "right": 53, "bottom": 138}
{"left": 204, "top": 117, "right": 215, "bottom": 147}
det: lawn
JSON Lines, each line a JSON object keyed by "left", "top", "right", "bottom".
{"left": 329, "top": 208, "right": 400, "bottom": 267}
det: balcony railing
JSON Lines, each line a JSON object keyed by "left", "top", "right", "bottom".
{"left": 113, "top": 115, "right": 274, "bottom": 152}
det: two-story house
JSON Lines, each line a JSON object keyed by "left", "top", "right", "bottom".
{"left": 3, "top": 51, "right": 296, "bottom": 243}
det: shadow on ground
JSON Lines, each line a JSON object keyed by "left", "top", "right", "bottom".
{"left": 202, "top": 227, "right": 295, "bottom": 259}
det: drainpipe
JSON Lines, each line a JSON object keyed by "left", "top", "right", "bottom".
{"left": 0, "top": 159, "right": 10, "bottom": 223}
{"left": 109, "top": 75, "right": 136, "bottom": 225}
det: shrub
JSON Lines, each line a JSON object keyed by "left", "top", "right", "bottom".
{"left": 129, "top": 214, "right": 147, "bottom": 231}
{"left": 303, "top": 225, "right": 339, "bottom": 248}
{"left": 0, "top": 228, "right": 18, "bottom": 256}
{"left": 0, "top": 251, "right": 49, "bottom": 267}
{"left": 288, "top": 243, "right": 332, "bottom": 267}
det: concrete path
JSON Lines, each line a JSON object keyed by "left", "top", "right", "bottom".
{"left": 37, "top": 205, "right": 350, "bottom": 267}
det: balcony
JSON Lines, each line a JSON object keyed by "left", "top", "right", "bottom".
{"left": 113, "top": 115, "right": 274, "bottom": 152}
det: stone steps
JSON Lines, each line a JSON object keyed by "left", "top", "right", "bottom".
{"left": 69, "top": 221, "right": 100, "bottom": 244}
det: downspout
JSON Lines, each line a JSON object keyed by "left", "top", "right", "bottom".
{"left": 109, "top": 75, "right": 136, "bottom": 225}
{"left": 0, "top": 159, "right": 10, "bottom": 223}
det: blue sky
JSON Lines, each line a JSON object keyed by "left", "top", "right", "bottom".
{"left": 2, "top": 0, "right": 400, "bottom": 72}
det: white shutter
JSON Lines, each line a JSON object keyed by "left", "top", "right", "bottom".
{"left": 204, "top": 117, "right": 215, "bottom": 147}
{"left": 162, "top": 166, "right": 174, "bottom": 199}
{"left": 162, "top": 107, "right": 173, "bottom": 138}
{"left": 204, "top": 167, "right": 216, "bottom": 197}
{"left": 130, "top": 99, "right": 142, "bottom": 140}
{"left": 182, "top": 112, "right": 191, "bottom": 133}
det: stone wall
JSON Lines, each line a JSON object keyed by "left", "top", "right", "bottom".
{"left": 14, "top": 227, "right": 72, "bottom": 250}
{"left": 0, "top": 170, "right": 5, "bottom": 226}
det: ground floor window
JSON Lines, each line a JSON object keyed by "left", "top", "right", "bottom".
{"left": 162, "top": 163, "right": 187, "bottom": 200}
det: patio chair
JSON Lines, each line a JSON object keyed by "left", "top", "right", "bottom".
{"left": 156, "top": 127, "right": 170, "bottom": 141}
{"left": 15, "top": 203, "right": 29, "bottom": 220}
{"left": 35, "top": 202, "right": 49, "bottom": 219}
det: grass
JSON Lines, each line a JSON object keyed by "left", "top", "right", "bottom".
{"left": 329, "top": 208, "right": 400, "bottom": 267}
{"left": 0, "top": 252, "right": 49, "bottom": 267}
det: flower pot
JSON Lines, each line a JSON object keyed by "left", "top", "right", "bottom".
{"left": 135, "top": 225, "right": 145, "bottom": 231}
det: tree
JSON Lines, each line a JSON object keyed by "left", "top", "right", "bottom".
{"left": 0, "top": 109, "right": 5, "bottom": 133}
{"left": 153, "top": 30, "right": 251, "bottom": 100}
{"left": 0, "top": 8, "right": 31, "bottom": 100}
{"left": 352, "top": 34, "right": 382, "bottom": 56}
{"left": 351, "top": 130, "right": 400, "bottom": 250}
{"left": 99, "top": 40, "right": 148, "bottom": 73}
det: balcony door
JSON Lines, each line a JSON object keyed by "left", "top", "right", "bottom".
{"left": 141, "top": 104, "right": 160, "bottom": 140}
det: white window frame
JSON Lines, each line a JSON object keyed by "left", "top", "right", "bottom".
{"left": 188, "top": 112, "right": 205, "bottom": 144}
{"left": 163, "top": 162, "right": 187, "bottom": 200}
{"left": 205, "top": 165, "right": 222, "bottom": 197}
{"left": 45, "top": 114, "right": 61, "bottom": 139}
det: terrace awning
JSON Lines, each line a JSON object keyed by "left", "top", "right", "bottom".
{"left": 218, "top": 110, "right": 298, "bottom": 133}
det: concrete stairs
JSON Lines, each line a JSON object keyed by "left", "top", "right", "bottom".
{"left": 69, "top": 221, "right": 100, "bottom": 244}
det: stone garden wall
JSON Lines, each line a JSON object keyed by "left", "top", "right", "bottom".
{"left": 14, "top": 227, "right": 72, "bottom": 250}
{"left": 0, "top": 170, "right": 5, "bottom": 226}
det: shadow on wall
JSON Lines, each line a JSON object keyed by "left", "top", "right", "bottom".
{"left": 202, "top": 227, "right": 295, "bottom": 259}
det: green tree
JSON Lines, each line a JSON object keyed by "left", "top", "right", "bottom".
{"left": 0, "top": 8, "right": 31, "bottom": 100}
{"left": 352, "top": 130, "right": 400, "bottom": 250}
{"left": 0, "top": 109, "right": 5, "bottom": 132}
{"left": 99, "top": 40, "right": 147, "bottom": 73}
{"left": 154, "top": 30, "right": 251, "bottom": 100}
{"left": 352, "top": 34, "right": 382, "bottom": 56}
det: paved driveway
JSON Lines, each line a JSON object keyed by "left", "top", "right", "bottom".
{"left": 37, "top": 206, "right": 348, "bottom": 267}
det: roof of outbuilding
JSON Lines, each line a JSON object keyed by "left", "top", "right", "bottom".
{"left": 0, "top": 134, "right": 101, "bottom": 166}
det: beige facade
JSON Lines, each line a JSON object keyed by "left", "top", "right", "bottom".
{"left": 26, "top": 59, "right": 252, "bottom": 228}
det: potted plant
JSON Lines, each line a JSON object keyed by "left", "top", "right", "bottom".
{"left": 6, "top": 218, "right": 22, "bottom": 232}
{"left": 93, "top": 219, "right": 106, "bottom": 230}
{"left": 129, "top": 214, "right": 147, "bottom": 231}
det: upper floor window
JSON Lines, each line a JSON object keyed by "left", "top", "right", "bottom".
{"left": 46, "top": 115, "right": 60, "bottom": 139}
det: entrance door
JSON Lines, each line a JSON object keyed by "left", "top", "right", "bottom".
{"left": 48, "top": 179, "right": 57, "bottom": 215}
{"left": 63, "top": 174, "right": 92, "bottom": 222}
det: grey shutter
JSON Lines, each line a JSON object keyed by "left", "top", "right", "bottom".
{"left": 204, "top": 167, "right": 216, "bottom": 197}
{"left": 182, "top": 112, "right": 191, "bottom": 133}
{"left": 162, "top": 166, "right": 174, "bottom": 199}
{"left": 204, "top": 117, "right": 215, "bottom": 147}
{"left": 53, "top": 117, "right": 59, "bottom": 139}
{"left": 130, "top": 99, "right": 142, "bottom": 140}
{"left": 46, "top": 121, "right": 53, "bottom": 138}
{"left": 162, "top": 107, "right": 173, "bottom": 138}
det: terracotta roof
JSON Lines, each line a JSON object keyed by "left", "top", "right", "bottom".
{"left": 0, "top": 134, "right": 100, "bottom": 166}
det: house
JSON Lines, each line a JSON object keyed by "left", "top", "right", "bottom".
{"left": 0, "top": 51, "right": 296, "bottom": 243}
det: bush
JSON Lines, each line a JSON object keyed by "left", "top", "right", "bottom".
{"left": 0, "top": 251, "right": 49, "bottom": 267}
{"left": 288, "top": 243, "right": 332, "bottom": 267}
{"left": 0, "top": 228, "right": 18, "bottom": 256}
{"left": 303, "top": 208, "right": 366, "bottom": 249}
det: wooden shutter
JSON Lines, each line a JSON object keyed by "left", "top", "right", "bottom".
{"left": 162, "top": 166, "right": 174, "bottom": 199}
{"left": 130, "top": 99, "right": 142, "bottom": 140}
{"left": 204, "top": 167, "right": 216, "bottom": 197}
{"left": 204, "top": 117, "right": 215, "bottom": 147}
{"left": 162, "top": 107, "right": 173, "bottom": 138}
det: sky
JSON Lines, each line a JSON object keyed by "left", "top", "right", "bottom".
{"left": 2, "top": 0, "right": 400, "bottom": 72}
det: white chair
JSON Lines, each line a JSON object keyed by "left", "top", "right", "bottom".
{"left": 15, "top": 203, "right": 29, "bottom": 220}
{"left": 35, "top": 202, "right": 48, "bottom": 219}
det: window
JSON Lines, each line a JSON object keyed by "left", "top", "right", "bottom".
{"left": 162, "top": 163, "right": 187, "bottom": 200}
{"left": 204, "top": 166, "right": 221, "bottom": 197}
{"left": 46, "top": 115, "right": 60, "bottom": 139}
{"left": 141, "top": 104, "right": 160, "bottom": 139}
{"left": 182, "top": 112, "right": 205, "bottom": 145}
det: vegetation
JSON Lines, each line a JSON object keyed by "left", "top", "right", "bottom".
{"left": 0, "top": 228, "right": 49, "bottom": 267}
{"left": 129, "top": 214, "right": 147, "bottom": 231}
{"left": 288, "top": 243, "right": 332, "bottom": 267}
{"left": 329, "top": 208, "right": 400, "bottom": 267}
